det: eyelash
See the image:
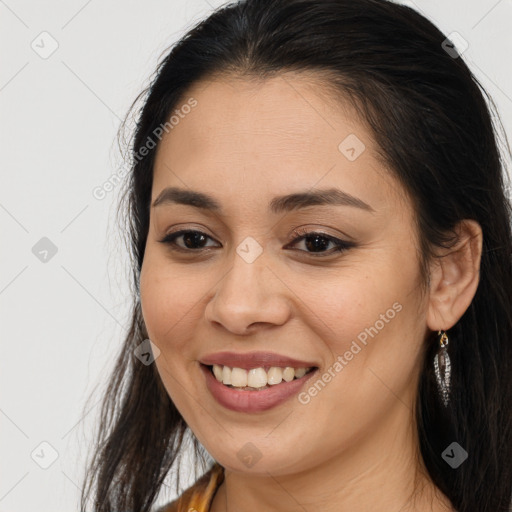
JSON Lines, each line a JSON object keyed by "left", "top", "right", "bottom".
{"left": 158, "top": 227, "right": 354, "bottom": 257}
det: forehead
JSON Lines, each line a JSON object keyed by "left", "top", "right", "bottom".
{"left": 161, "top": 73, "right": 365, "bottom": 153}
{"left": 152, "top": 72, "right": 401, "bottom": 213}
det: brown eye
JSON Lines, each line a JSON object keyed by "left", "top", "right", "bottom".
{"left": 286, "top": 228, "right": 354, "bottom": 256}
{"left": 159, "top": 230, "right": 219, "bottom": 251}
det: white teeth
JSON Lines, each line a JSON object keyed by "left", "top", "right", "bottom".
{"left": 210, "top": 364, "right": 313, "bottom": 388}
{"left": 222, "top": 365, "right": 232, "bottom": 385}
{"left": 213, "top": 364, "right": 223, "bottom": 381}
{"left": 282, "top": 367, "right": 295, "bottom": 382}
{"left": 231, "top": 367, "right": 248, "bottom": 387}
{"left": 294, "top": 367, "right": 307, "bottom": 378}
{"left": 248, "top": 368, "right": 268, "bottom": 388}
{"left": 267, "top": 367, "right": 283, "bottom": 385}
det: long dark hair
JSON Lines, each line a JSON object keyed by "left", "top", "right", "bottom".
{"left": 80, "top": 1, "right": 512, "bottom": 510}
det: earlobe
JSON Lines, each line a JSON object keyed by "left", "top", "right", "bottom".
{"left": 426, "top": 219, "right": 483, "bottom": 331}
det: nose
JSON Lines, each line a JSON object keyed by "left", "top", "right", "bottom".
{"left": 204, "top": 250, "right": 291, "bottom": 335}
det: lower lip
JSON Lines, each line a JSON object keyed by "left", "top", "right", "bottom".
{"left": 200, "top": 363, "right": 318, "bottom": 413}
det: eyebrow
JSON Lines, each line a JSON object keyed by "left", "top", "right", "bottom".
{"left": 151, "top": 186, "right": 375, "bottom": 214}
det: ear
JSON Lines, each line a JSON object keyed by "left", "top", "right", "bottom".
{"left": 427, "top": 219, "right": 483, "bottom": 331}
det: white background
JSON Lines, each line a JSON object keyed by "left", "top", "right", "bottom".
{"left": 1, "top": 0, "right": 511, "bottom": 510}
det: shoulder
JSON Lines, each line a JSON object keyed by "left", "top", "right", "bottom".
{"left": 156, "top": 463, "right": 224, "bottom": 512}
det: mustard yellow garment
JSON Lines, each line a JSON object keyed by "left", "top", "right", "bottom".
{"left": 158, "top": 463, "right": 224, "bottom": 512}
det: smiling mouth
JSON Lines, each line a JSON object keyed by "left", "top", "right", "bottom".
{"left": 205, "top": 363, "right": 317, "bottom": 391}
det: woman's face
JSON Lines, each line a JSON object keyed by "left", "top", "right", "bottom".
{"left": 139, "top": 73, "right": 430, "bottom": 476}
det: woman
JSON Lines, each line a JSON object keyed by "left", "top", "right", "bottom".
{"left": 80, "top": 0, "right": 512, "bottom": 511}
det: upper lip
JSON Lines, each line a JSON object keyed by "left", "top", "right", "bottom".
{"left": 199, "top": 351, "right": 318, "bottom": 370}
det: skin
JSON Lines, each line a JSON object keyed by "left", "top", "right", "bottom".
{"left": 139, "top": 72, "right": 482, "bottom": 512}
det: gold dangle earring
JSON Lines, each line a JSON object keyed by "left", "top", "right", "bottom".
{"left": 434, "top": 330, "right": 451, "bottom": 407}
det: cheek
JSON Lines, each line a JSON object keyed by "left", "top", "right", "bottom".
{"left": 294, "top": 251, "right": 423, "bottom": 380}
{"left": 139, "top": 254, "right": 203, "bottom": 347}
{"left": 292, "top": 266, "right": 394, "bottom": 346}
{"left": 139, "top": 257, "right": 206, "bottom": 411}
{"left": 289, "top": 278, "right": 420, "bottom": 444}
